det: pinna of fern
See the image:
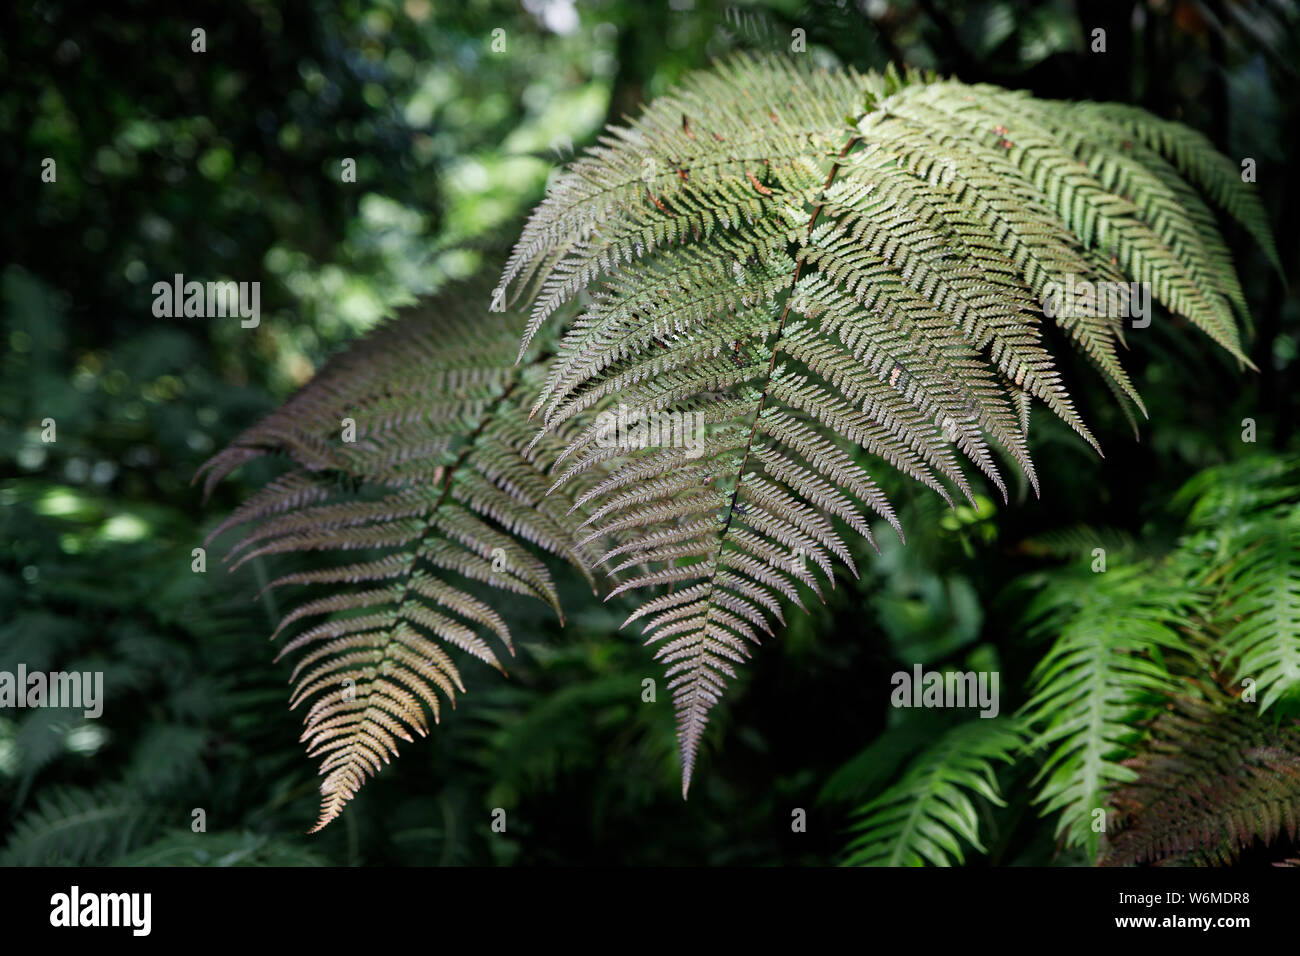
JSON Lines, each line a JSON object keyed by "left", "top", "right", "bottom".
{"left": 840, "top": 717, "right": 1021, "bottom": 867}
{"left": 1015, "top": 561, "right": 1200, "bottom": 860}
{"left": 198, "top": 287, "right": 613, "bottom": 831}
{"left": 832, "top": 558, "right": 1198, "bottom": 868}
{"left": 498, "top": 51, "right": 1274, "bottom": 797}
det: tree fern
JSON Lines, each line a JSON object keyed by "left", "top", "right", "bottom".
{"left": 199, "top": 286, "right": 609, "bottom": 830}
{"left": 205, "top": 53, "right": 1274, "bottom": 826}
{"left": 497, "top": 51, "right": 1271, "bottom": 795}
{"left": 841, "top": 718, "right": 1020, "bottom": 866}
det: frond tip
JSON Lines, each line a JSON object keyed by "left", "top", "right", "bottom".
{"left": 501, "top": 52, "right": 1272, "bottom": 794}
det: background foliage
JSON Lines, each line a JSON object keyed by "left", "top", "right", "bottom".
{"left": 2, "top": 0, "right": 1297, "bottom": 865}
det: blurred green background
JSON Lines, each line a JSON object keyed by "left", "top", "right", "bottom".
{"left": 1, "top": 0, "right": 1296, "bottom": 865}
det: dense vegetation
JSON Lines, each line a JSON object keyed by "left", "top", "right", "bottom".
{"left": 2, "top": 0, "right": 1297, "bottom": 866}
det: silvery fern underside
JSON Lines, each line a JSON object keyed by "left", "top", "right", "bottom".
{"left": 205, "top": 52, "right": 1276, "bottom": 829}
{"left": 199, "top": 293, "right": 612, "bottom": 830}
{"left": 499, "top": 53, "right": 1274, "bottom": 795}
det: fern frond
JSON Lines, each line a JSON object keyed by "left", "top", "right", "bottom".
{"left": 1012, "top": 454, "right": 1300, "bottom": 862}
{"left": 1101, "top": 696, "right": 1300, "bottom": 866}
{"left": 1176, "top": 458, "right": 1300, "bottom": 712}
{"left": 1017, "top": 524, "right": 1138, "bottom": 561}
{"left": 1079, "top": 102, "right": 1282, "bottom": 277}
{"left": 1175, "top": 456, "right": 1300, "bottom": 528}
{"left": 0, "top": 784, "right": 157, "bottom": 865}
{"left": 200, "top": 284, "right": 609, "bottom": 831}
{"left": 1210, "top": 510, "right": 1300, "bottom": 712}
{"left": 1017, "top": 563, "right": 1198, "bottom": 858}
{"left": 500, "top": 52, "right": 1269, "bottom": 793}
{"left": 842, "top": 718, "right": 1021, "bottom": 867}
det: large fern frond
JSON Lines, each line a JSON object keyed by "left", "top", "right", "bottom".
{"left": 499, "top": 52, "right": 1270, "bottom": 794}
{"left": 199, "top": 285, "right": 608, "bottom": 830}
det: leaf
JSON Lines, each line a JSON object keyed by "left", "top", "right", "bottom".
{"left": 841, "top": 718, "right": 1021, "bottom": 866}
{"left": 1017, "top": 563, "right": 1196, "bottom": 858}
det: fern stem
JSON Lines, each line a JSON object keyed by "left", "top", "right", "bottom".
{"left": 386, "top": 375, "right": 524, "bottom": 650}
{"left": 677, "top": 135, "right": 861, "bottom": 795}
{"left": 715, "top": 134, "right": 860, "bottom": 547}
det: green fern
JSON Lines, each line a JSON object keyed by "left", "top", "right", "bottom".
{"left": 114, "top": 831, "right": 328, "bottom": 867}
{"left": 835, "top": 450, "right": 1300, "bottom": 868}
{"left": 1009, "top": 455, "right": 1300, "bottom": 862}
{"left": 1016, "top": 563, "right": 1198, "bottom": 858}
{"left": 0, "top": 784, "right": 157, "bottom": 866}
{"left": 1211, "top": 513, "right": 1300, "bottom": 712}
{"left": 842, "top": 718, "right": 1020, "bottom": 866}
{"left": 1016, "top": 524, "right": 1138, "bottom": 561}
{"left": 1177, "top": 457, "right": 1300, "bottom": 712}
{"left": 498, "top": 51, "right": 1269, "bottom": 795}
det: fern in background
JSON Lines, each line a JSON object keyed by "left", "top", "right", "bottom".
{"left": 1101, "top": 694, "right": 1300, "bottom": 866}
{"left": 1177, "top": 457, "right": 1300, "bottom": 712}
{"left": 1011, "top": 457, "right": 1300, "bottom": 862}
{"left": 842, "top": 454, "right": 1300, "bottom": 867}
{"left": 841, "top": 718, "right": 1020, "bottom": 866}
{"left": 1, "top": 786, "right": 325, "bottom": 867}
{"left": 1016, "top": 562, "right": 1197, "bottom": 857}
{"left": 0, "top": 429, "right": 330, "bottom": 865}
{"left": 0, "top": 785, "right": 156, "bottom": 866}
